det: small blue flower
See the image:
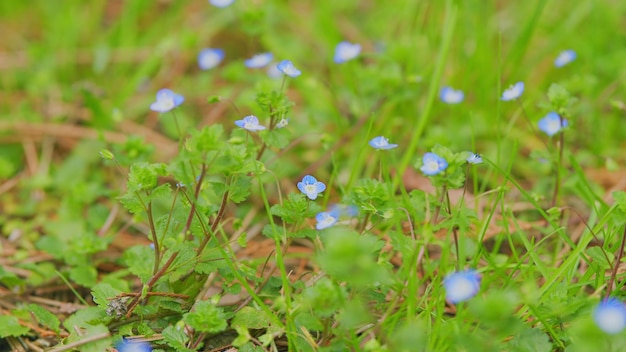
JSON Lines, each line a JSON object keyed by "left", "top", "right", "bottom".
{"left": 593, "top": 298, "right": 626, "bottom": 334}
{"left": 501, "top": 81, "right": 524, "bottom": 101}
{"left": 538, "top": 112, "right": 568, "bottom": 136}
{"left": 443, "top": 270, "right": 480, "bottom": 303}
{"left": 554, "top": 49, "right": 576, "bottom": 68}
{"left": 420, "top": 152, "right": 448, "bottom": 176}
{"left": 234, "top": 115, "right": 266, "bottom": 131}
{"left": 439, "top": 86, "right": 464, "bottom": 104}
{"left": 334, "top": 41, "right": 361, "bottom": 63}
{"left": 245, "top": 52, "right": 273, "bottom": 68}
{"left": 315, "top": 211, "right": 338, "bottom": 230}
{"left": 198, "top": 48, "right": 224, "bottom": 70}
{"left": 297, "top": 175, "right": 326, "bottom": 200}
{"left": 209, "top": 0, "right": 234, "bottom": 8}
{"left": 149, "top": 89, "right": 184, "bottom": 113}
{"left": 277, "top": 60, "right": 301, "bottom": 77}
{"left": 466, "top": 153, "right": 483, "bottom": 164}
{"left": 328, "top": 204, "right": 358, "bottom": 218}
{"left": 116, "top": 339, "right": 152, "bottom": 352}
{"left": 369, "top": 136, "right": 398, "bottom": 150}
{"left": 276, "top": 118, "right": 289, "bottom": 129}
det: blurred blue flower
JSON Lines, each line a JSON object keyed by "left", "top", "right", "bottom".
{"left": 198, "top": 48, "right": 224, "bottom": 70}
{"left": 277, "top": 60, "right": 301, "bottom": 77}
{"left": 554, "top": 49, "right": 576, "bottom": 68}
{"left": 420, "top": 152, "right": 448, "bottom": 176}
{"left": 369, "top": 136, "right": 398, "bottom": 150}
{"left": 116, "top": 339, "right": 152, "bottom": 352}
{"left": 276, "top": 118, "right": 289, "bottom": 129}
{"left": 443, "top": 270, "right": 480, "bottom": 303}
{"left": 501, "top": 82, "right": 524, "bottom": 101}
{"left": 538, "top": 112, "right": 568, "bottom": 136}
{"left": 149, "top": 89, "right": 184, "bottom": 113}
{"left": 297, "top": 175, "right": 326, "bottom": 200}
{"left": 439, "top": 86, "right": 464, "bottom": 104}
{"left": 234, "top": 115, "right": 266, "bottom": 131}
{"left": 209, "top": 0, "right": 234, "bottom": 8}
{"left": 594, "top": 298, "right": 626, "bottom": 334}
{"left": 245, "top": 52, "right": 273, "bottom": 68}
{"left": 315, "top": 211, "right": 338, "bottom": 230}
{"left": 466, "top": 153, "right": 483, "bottom": 164}
{"left": 334, "top": 41, "right": 361, "bottom": 63}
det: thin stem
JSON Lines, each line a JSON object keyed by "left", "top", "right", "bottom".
{"left": 605, "top": 225, "right": 626, "bottom": 300}
{"left": 550, "top": 116, "right": 565, "bottom": 208}
{"left": 170, "top": 110, "right": 183, "bottom": 150}
{"left": 146, "top": 202, "right": 161, "bottom": 275}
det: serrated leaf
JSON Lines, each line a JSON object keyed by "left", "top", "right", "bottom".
{"left": 232, "top": 307, "right": 271, "bottom": 330}
{"left": 91, "top": 283, "right": 122, "bottom": 308}
{"left": 27, "top": 304, "right": 61, "bottom": 333}
{"left": 229, "top": 176, "right": 252, "bottom": 203}
{"left": 118, "top": 192, "right": 145, "bottom": 214}
{"left": 123, "top": 245, "right": 155, "bottom": 283}
{"left": 0, "top": 316, "right": 30, "bottom": 337}
{"left": 70, "top": 265, "right": 98, "bottom": 287}
{"left": 162, "top": 325, "right": 192, "bottom": 352}
{"left": 506, "top": 327, "right": 552, "bottom": 352}
{"left": 183, "top": 301, "right": 227, "bottom": 334}
{"left": 64, "top": 324, "right": 111, "bottom": 352}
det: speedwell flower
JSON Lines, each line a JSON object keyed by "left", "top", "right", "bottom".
{"left": 443, "top": 270, "right": 480, "bottom": 304}
{"left": 554, "top": 49, "right": 576, "bottom": 68}
{"left": 538, "top": 112, "right": 568, "bottom": 136}
{"left": 593, "top": 298, "right": 626, "bottom": 334}
{"left": 276, "top": 118, "right": 289, "bottom": 129}
{"left": 149, "top": 89, "right": 184, "bottom": 113}
{"left": 420, "top": 152, "right": 448, "bottom": 176}
{"left": 368, "top": 136, "right": 398, "bottom": 150}
{"left": 209, "top": 0, "right": 234, "bottom": 8}
{"left": 245, "top": 52, "right": 273, "bottom": 68}
{"left": 277, "top": 60, "right": 301, "bottom": 77}
{"left": 116, "top": 339, "right": 152, "bottom": 352}
{"left": 439, "top": 86, "right": 464, "bottom": 104}
{"left": 198, "top": 48, "right": 224, "bottom": 70}
{"left": 466, "top": 153, "right": 483, "bottom": 164}
{"left": 234, "top": 115, "right": 266, "bottom": 131}
{"left": 297, "top": 175, "right": 326, "bottom": 200}
{"left": 315, "top": 211, "right": 338, "bottom": 230}
{"left": 501, "top": 81, "right": 524, "bottom": 101}
{"left": 334, "top": 41, "right": 361, "bottom": 63}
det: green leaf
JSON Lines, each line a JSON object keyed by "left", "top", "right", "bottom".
{"left": 506, "top": 327, "right": 552, "bottom": 352}
{"left": 228, "top": 176, "right": 252, "bottom": 203}
{"left": 183, "top": 301, "right": 228, "bottom": 334}
{"left": 63, "top": 324, "right": 111, "bottom": 352}
{"left": 232, "top": 306, "right": 272, "bottom": 330}
{"left": 271, "top": 193, "right": 321, "bottom": 224}
{"left": 69, "top": 265, "right": 98, "bottom": 287}
{"left": 0, "top": 316, "right": 30, "bottom": 337}
{"left": 91, "top": 283, "right": 122, "bottom": 309}
{"left": 127, "top": 162, "right": 168, "bottom": 192}
{"left": 263, "top": 128, "right": 290, "bottom": 149}
{"left": 162, "top": 325, "right": 193, "bottom": 352}
{"left": 26, "top": 304, "right": 61, "bottom": 333}
{"left": 123, "top": 245, "right": 155, "bottom": 283}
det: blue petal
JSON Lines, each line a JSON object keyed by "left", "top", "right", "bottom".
{"left": 301, "top": 175, "right": 317, "bottom": 185}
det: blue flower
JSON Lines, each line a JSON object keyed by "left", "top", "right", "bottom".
{"left": 538, "top": 112, "right": 568, "bottom": 136}
{"left": 297, "top": 175, "right": 326, "bottom": 200}
{"left": 209, "top": 0, "right": 234, "bottom": 8}
{"left": 420, "top": 152, "right": 448, "bottom": 176}
{"left": 116, "top": 339, "right": 152, "bottom": 352}
{"left": 198, "top": 48, "right": 224, "bottom": 70}
{"left": 276, "top": 118, "right": 289, "bottom": 129}
{"left": 369, "top": 136, "right": 398, "bottom": 150}
{"left": 244, "top": 52, "right": 273, "bottom": 68}
{"left": 443, "top": 270, "right": 480, "bottom": 303}
{"left": 554, "top": 49, "right": 576, "bottom": 68}
{"left": 466, "top": 153, "right": 483, "bottom": 164}
{"left": 593, "top": 298, "right": 626, "bottom": 334}
{"left": 439, "top": 86, "right": 464, "bottom": 104}
{"left": 315, "top": 211, "right": 338, "bottom": 230}
{"left": 334, "top": 41, "right": 361, "bottom": 63}
{"left": 501, "top": 81, "right": 524, "bottom": 101}
{"left": 277, "top": 60, "right": 301, "bottom": 77}
{"left": 234, "top": 115, "right": 266, "bottom": 131}
{"left": 149, "top": 89, "right": 184, "bottom": 113}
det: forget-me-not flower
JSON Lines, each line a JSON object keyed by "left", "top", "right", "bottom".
{"left": 439, "top": 87, "right": 464, "bottom": 104}
{"left": 277, "top": 60, "right": 301, "bottom": 77}
{"left": 554, "top": 49, "right": 576, "bottom": 68}
{"left": 276, "top": 118, "right": 289, "bottom": 129}
{"left": 501, "top": 82, "right": 524, "bottom": 101}
{"left": 538, "top": 112, "right": 568, "bottom": 136}
{"left": 297, "top": 175, "right": 326, "bottom": 200}
{"left": 315, "top": 211, "right": 339, "bottom": 230}
{"left": 593, "top": 298, "right": 626, "bottom": 334}
{"left": 150, "top": 89, "right": 184, "bottom": 113}
{"left": 209, "top": 0, "right": 234, "bottom": 8}
{"left": 116, "top": 339, "right": 152, "bottom": 352}
{"left": 245, "top": 52, "right": 273, "bottom": 68}
{"left": 234, "top": 115, "right": 266, "bottom": 131}
{"left": 198, "top": 48, "right": 224, "bottom": 70}
{"left": 466, "top": 153, "right": 483, "bottom": 164}
{"left": 420, "top": 152, "right": 448, "bottom": 176}
{"left": 369, "top": 136, "right": 398, "bottom": 150}
{"left": 334, "top": 41, "right": 361, "bottom": 63}
{"left": 443, "top": 270, "right": 481, "bottom": 304}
